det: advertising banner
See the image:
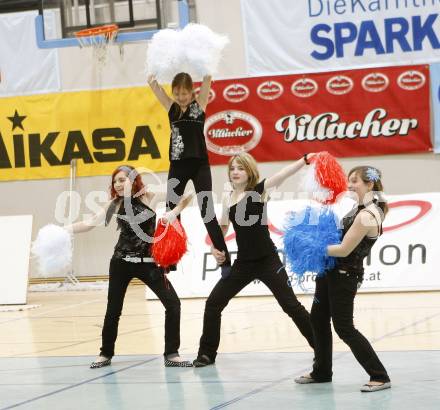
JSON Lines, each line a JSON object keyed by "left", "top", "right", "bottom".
{"left": 430, "top": 63, "right": 440, "bottom": 153}
{"left": 147, "top": 192, "right": 440, "bottom": 299}
{"left": 241, "top": 0, "right": 440, "bottom": 74}
{"left": 0, "top": 87, "right": 170, "bottom": 181}
{"left": 203, "top": 65, "right": 432, "bottom": 165}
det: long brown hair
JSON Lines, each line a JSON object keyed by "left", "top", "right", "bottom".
{"left": 348, "top": 166, "right": 388, "bottom": 216}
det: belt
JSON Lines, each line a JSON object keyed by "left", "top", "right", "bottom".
{"left": 122, "top": 256, "right": 155, "bottom": 263}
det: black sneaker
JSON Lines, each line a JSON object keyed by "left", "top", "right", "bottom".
{"left": 193, "top": 354, "right": 215, "bottom": 367}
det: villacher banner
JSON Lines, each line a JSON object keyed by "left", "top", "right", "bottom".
{"left": 203, "top": 64, "right": 432, "bottom": 165}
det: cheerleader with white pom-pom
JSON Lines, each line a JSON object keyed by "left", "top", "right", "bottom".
{"left": 294, "top": 166, "right": 391, "bottom": 392}
{"left": 147, "top": 72, "right": 232, "bottom": 277}
{"left": 192, "top": 152, "right": 316, "bottom": 367}
{"left": 65, "top": 165, "right": 193, "bottom": 369}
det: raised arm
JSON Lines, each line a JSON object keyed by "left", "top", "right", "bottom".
{"left": 196, "top": 75, "right": 212, "bottom": 111}
{"left": 147, "top": 75, "right": 174, "bottom": 111}
{"left": 327, "top": 211, "right": 377, "bottom": 257}
{"left": 264, "top": 154, "right": 313, "bottom": 191}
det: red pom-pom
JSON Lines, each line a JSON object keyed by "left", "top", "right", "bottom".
{"left": 313, "top": 152, "right": 347, "bottom": 204}
{"left": 151, "top": 219, "right": 188, "bottom": 268}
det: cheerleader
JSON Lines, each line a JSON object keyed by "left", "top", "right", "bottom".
{"left": 192, "top": 152, "right": 315, "bottom": 366}
{"left": 66, "top": 165, "right": 193, "bottom": 368}
{"left": 147, "top": 73, "right": 231, "bottom": 277}
{"left": 294, "top": 166, "right": 391, "bottom": 392}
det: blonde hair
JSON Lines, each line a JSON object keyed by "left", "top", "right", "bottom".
{"left": 228, "top": 152, "right": 259, "bottom": 191}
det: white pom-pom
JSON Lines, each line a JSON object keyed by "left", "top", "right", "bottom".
{"left": 146, "top": 29, "right": 184, "bottom": 84}
{"left": 180, "top": 23, "right": 229, "bottom": 79}
{"left": 145, "top": 24, "right": 229, "bottom": 84}
{"left": 31, "top": 224, "right": 72, "bottom": 276}
{"left": 299, "top": 163, "right": 332, "bottom": 203}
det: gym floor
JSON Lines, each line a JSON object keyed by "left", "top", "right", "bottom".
{"left": 1, "top": 287, "right": 439, "bottom": 409}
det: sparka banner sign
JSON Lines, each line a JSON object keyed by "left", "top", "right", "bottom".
{"left": 241, "top": 0, "right": 440, "bottom": 74}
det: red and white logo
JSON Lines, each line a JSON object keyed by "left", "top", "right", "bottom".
{"left": 291, "top": 78, "right": 318, "bottom": 98}
{"left": 361, "top": 72, "right": 389, "bottom": 93}
{"left": 204, "top": 110, "right": 262, "bottom": 156}
{"left": 194, "top": 87, "right": 216, "bottom": 103}
{"left": 257, "top": 81, "right": 284, "bottom": 100}
{"left": 384, "top": 200, "right": 432, "bottom": 232}
{"left": 223, "top": 84, "right": 250, "bottom": 103}
{"left": 397, "top": 70, "right": 426, "bottom": 91}
{"left": 326, "top": 75, "right": 354, "bottom": 95}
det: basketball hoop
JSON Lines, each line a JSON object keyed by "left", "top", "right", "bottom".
{"left": 74, "top": 24, "right": 119, "bottom": 67}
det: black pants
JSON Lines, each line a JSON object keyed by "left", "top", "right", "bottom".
{"left": 100, "top": 258, "right": 181, "bottom": 358}
{"left": 197, "top": 253, "right": 314, "bottom": 360}
{"left": 167, "top": 159, "right": 230, "bottom": 263}
{"left": 310, "top": 268, "right": 390, "bottom": 382}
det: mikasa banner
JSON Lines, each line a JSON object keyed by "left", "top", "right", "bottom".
{"left": 0, "top": 87, "right": 170, "bottom": 181}
{"left": 241, "top": 0, "right": 440, "bottom": 74}
{"left": 147, "top": 192, "right": 440, "bottom": 299}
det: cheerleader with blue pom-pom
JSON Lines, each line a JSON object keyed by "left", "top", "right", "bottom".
{"left": 293, "top": 165, "right": 391, "bottom": 392}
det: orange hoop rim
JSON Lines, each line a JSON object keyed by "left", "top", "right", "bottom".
{"left": 74, "top": 24, "right": 119, "bottom": 38}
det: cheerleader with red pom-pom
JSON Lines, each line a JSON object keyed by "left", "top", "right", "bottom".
{"left": 65, "top": 165, "right": 193, "bottom": 368}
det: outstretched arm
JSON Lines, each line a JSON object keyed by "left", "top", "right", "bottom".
{"left": 65, "top": 201, "right": 113, "bottom": 234}
{"left": 264, "top": 154, "right": 314, "bottom": 191}
{"left": 196, "top": 75, "right": 212, "bottom": 111}
{"left": 147, "top": 75, "right": 174, "bottom": 111}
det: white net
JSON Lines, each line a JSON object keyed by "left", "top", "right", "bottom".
{"left": 75, "top": 25, "right": 119, "bottom": 68}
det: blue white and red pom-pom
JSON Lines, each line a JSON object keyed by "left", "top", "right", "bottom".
{"left": 283, "top": 206, "right": 341, "bottom": 277}
{"left": 151, "top": 219, "right": 188, "bottom": 268}
{"left": 300, "top": 152, "right": 347, "bottom": 204}
{"left": 146, "top": 23, "right": 229, "bottom": 83}
{"left": 31, "top": 224, "right": 72, "bottom": 276}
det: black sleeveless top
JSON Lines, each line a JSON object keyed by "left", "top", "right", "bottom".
{"left": 109, "top": 197, "right": 156, "bottom": 259}
{"left": 168, "top": 100, "right": 208, "bottom": 161}
{"left": 229, "top": 180, "right": 276, "bottom": 262}
{"left": 336, "top": 205, "right": 382, "bottom": 274}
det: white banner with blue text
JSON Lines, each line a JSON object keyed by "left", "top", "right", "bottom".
{"left": 241, "top": 0, "right": 440, "bottom": 75}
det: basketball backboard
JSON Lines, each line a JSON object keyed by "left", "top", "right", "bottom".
{"left": 36, "top": 0, "right": 189, "bottom": 48}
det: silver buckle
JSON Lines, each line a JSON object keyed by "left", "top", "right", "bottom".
{"left": 122, "top": 256, "right": 141, "bottom": 263}
{"left": 122, "top": 256, "right": 154, "bottom": 263}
